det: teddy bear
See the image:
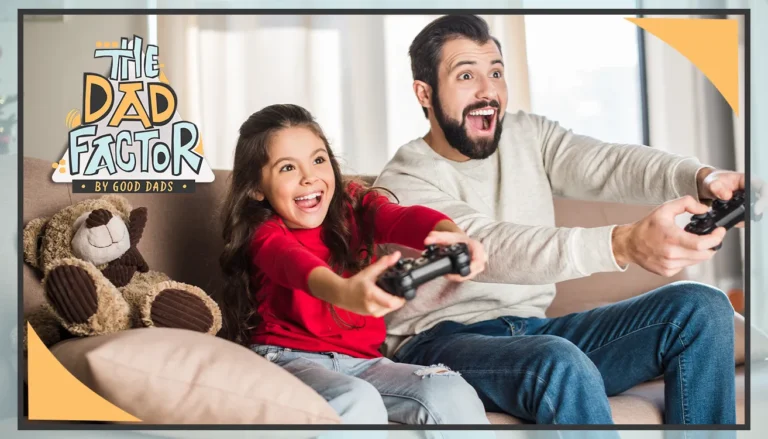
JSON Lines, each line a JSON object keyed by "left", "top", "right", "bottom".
{"left": 23, "top": 194, "right": 222, "bottom": 347}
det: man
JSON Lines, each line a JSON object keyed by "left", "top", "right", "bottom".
{"left": 375, "top": 14, "right": 749, "bottom": 425}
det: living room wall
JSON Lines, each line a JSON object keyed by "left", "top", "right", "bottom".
{"left": 22, "top": 14, "right": 148, "bottom": 162}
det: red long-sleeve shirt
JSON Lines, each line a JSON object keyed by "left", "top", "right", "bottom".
{"left": 249, "top": 184, "right": 450, "bottom": 358}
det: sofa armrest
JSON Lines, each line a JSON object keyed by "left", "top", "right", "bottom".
{"left": 550, "top": 197, "right": 690, "bottom": 317}
{"left": 50, "top": 328, "right": 340, "bottom": 424}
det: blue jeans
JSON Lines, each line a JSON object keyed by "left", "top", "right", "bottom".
{"left": 393, "top": 281, "right": 736, "bottom": 425}
{"left": 250, "top": 344, "right": 490, "bottom": 429}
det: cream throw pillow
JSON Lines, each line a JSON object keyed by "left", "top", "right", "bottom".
{"left": 50, "top": 328, "right": 340, "bottom": 424}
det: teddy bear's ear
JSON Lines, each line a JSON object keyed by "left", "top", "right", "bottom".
{"left": 100, "top": 195, "right": 133, "bottom": 218}
{"left": 22, "top": 217, "right": 49, "bottom": 270}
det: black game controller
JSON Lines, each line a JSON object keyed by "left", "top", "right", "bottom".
{"left": 376, "top": 243, "right": 472, "bottom": 300}
{"left": 684, "top": 190, "right": 746, "bottom": 251}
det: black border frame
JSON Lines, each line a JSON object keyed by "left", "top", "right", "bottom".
{"left": 17, "top": 7, "right": 751, "bottom": 432}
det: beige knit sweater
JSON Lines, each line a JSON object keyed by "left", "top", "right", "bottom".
{"left": 374, "top": 110, "right": 707, "bottom": 357}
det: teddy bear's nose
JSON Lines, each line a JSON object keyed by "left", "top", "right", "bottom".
{"left": 85, "top": 209, "right": 113, "bottom": 228}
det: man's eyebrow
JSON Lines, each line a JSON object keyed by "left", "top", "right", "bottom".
{"left": 449, "top": 59, "right": 505, "bottom": 72}
{"left": 449, "top": 60, "right": 476, "bottom": 73}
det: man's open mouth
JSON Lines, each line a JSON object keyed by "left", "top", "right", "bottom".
{"left": 466, "top": 108, "right": 497, "bottom": 132}
{"left": 294, "top": 191, "right": 324, "bottom": 210}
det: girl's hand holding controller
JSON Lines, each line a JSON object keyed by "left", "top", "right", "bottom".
{"left": 341, "top": 252, "right": 407, "bottom": 316}
{"left": 424, "top": 230, "right": 487, "bottom": 282}
{"left": 308, "top": 251, "right": 406, "bottom": 317}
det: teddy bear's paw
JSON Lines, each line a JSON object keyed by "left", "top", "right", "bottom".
{"left": 149, "top": 288, "right": 215, "bottom": 333}
{"left": 45, "top": 264, "right": 98, "bottom": 325}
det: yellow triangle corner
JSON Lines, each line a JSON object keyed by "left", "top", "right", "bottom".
{"left": 159, "top": 70, "right": 170, "bottom": 85}
{"left": 627, "top": 17, "right": 740, "bottom": 115}
{"left": 27, "top": 323, "right": 142, "bottom": 422}
{"left": 193, "top": 136, "right": 204, "bottom": 156}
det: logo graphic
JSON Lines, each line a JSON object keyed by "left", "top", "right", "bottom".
{"left": 53, "top": 36, "right": 214, "bottom": 193}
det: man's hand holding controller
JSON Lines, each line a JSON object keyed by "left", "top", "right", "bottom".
{"left": 611, "top": 168, "right": 764, "bottom": 277}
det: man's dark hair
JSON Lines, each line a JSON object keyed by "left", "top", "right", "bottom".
{"left": 409, "top": 15, "right": 502, "bottom": 118}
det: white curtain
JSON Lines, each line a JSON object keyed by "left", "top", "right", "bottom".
{"left": 157, "top": 15, "right": 530, "bottom": 176}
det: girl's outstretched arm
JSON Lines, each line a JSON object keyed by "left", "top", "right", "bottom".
{"left": 252, "top": 218, "right": 405, "bottom": 316}
{"left": 361, "top": 191, "right": 488, "bottom": 280}
{"left": 250, "top": 220, "right": 331, "bottom": 292}
{"left": 361, "top": 189, "right": 451, "bottom": 249}
{"left": 307, "top": 251, "right": 406, "bottom": 317}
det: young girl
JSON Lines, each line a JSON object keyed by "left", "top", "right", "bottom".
{"left": 219, "top": 104, "right": 490, "bottom": 426}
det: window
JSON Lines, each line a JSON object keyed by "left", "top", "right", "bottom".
{"left": 524, "top": 15, "right": 648, "bottom": 146}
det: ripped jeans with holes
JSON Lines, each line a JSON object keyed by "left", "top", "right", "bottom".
{"left": 250, "top": 344, "right": 490, "bottom": 428}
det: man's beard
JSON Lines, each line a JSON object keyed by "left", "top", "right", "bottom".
{"left": 432, "top": 92, "right": 503, "bottom": 160}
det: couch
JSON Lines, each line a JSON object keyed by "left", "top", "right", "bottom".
{"left": 22, "top": 156, "right": 761, "bottom": 426}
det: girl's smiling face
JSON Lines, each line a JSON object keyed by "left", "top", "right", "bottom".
{"left": 254, "top": 126, "right": 336, "bottom": 229}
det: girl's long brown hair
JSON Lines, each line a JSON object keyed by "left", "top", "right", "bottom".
{"left": 218, "top": 104, "right": 381, "bottom": 345}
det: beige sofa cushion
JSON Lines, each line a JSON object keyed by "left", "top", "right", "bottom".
{"left": 50, "top": 327, "right": 341, "bottom": 425}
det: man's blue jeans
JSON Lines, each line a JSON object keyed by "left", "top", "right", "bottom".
{"left": 393, "top": 281, "right": 736, "bottom": 425}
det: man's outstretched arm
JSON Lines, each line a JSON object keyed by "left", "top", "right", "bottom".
{"left": 533, "top": 112, "right": 761, "bottom": 228}
{"left": 376, "top": 171, "right": 726, "bottom": 283}
{"left": 530, "top": 112, "right": 709, "bottom": 204}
